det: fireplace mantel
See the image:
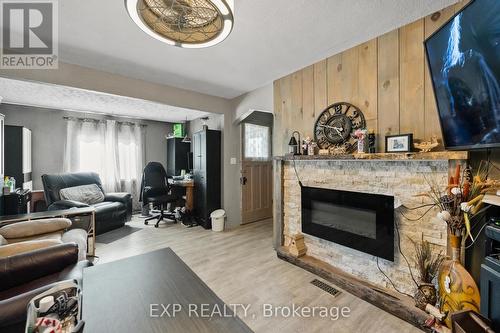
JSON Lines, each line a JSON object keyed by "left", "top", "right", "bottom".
{"left": 275, "top": 151, "right": 467, "bottom": 162}
{"left": 273, "top": 151, "right": 468, "bottom": 328}
{"left": 273, "top": 151, "right": 468, "bottom": 327}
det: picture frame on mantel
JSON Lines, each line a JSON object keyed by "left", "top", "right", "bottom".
{"left": 385, "top": 134, "right": 413, "bottom": 153}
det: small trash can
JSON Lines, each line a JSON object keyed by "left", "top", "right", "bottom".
{"left": 211, "top": 209, "right": 226, "bottom": 232}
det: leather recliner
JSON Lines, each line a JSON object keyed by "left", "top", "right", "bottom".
{"left": 42, "top": 172, "right": 132, "bottom": 235}
{"left": 0, "top": 243, "right": 92, "bottom": 332}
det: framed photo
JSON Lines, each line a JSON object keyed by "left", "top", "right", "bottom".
{"left": 385, "top": 134, "right": 413, "bottom": 153}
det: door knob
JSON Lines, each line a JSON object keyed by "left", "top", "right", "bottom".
{"left": 240, "top": 176, "right": 247, "bottom": 185}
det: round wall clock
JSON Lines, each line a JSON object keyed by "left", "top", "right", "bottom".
{"left": 314, "top": 102, "right": 366, "bottom": 152}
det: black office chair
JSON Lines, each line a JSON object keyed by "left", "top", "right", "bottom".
{"left": 140, "top": 162, "right": 184, "bottom": 228}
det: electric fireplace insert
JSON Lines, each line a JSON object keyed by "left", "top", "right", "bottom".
{"left": 301, "top": 186, "right": 395, "bottom": 261}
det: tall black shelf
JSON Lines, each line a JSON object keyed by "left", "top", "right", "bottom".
{"left": 192, "top": 128, "right": 221, "bottom": 229}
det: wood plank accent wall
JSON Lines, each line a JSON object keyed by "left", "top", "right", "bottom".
{"left": 273, "top": 1, "right": 470, "bottom": 155}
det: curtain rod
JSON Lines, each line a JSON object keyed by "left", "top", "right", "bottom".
{"left": 63, "top": 116, "right": 147, "bottom": 127}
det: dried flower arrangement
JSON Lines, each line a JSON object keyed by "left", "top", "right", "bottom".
{"left": 417, "top": 161, "right": 500, "bottom": 240}
{"left": 409, "top": 160, "right": 500, "bottom": 327}
{"left": 412, "top": 240, "right": 445, "bottom": 284}
{"left": 411, "top": 240, "right": 445, "bottom": 310}
{"left": 381, "top": 160, "right": 500, "bottom": 325}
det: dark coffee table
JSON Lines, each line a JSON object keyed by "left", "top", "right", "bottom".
{"left": 82, "top": 248, "right": 252, "bottom": 333}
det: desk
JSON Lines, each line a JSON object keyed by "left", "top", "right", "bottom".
{"left": 169, "top": 179, "right": 194, "bottom": 211}
{"left": 82, "top": 248, "right": 252, "bottom": 333}
{"left": 0, "top": 207, "right": 96, "bottom": 256}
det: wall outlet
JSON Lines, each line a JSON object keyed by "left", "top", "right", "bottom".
{"left": 230, "top": 157, "right": 237, "bottom": 165}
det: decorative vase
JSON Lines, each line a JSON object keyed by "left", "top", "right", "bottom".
{"left": 357, "top": 137, "right": 366, "bottom": 153}
{"left": 414, "top": 283, "right": 438, "bottom": 310}
{"left": 437, "top": 235, "right": 480, "bottom": 328}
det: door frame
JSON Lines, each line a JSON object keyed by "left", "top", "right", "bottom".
{"left": 239, "top": 112, "right": 274, "bottom": 225}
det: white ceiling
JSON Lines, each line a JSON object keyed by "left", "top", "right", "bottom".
{"left": 0, "top": 78, "right": 210, "bottom": 122}
{"left": 50, "top": 0, "right": 458, "bottom": 99}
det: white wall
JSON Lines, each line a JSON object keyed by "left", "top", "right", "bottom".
{"left": 232, "top": 84, "right": 273, "bottom": 121}
{"left": 0, "top": 103, "right": 172, "bottom": 191}
{"left": 229, "top": 83, "right": 274, "bottom": 171}
{"left": 225, "top": 84, "right": 274, "bottom": 227}
{"left": 188, "top": 114, "right": 224, "bottom": 133}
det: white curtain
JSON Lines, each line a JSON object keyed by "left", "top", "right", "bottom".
{"left": 244, "top": 123, "right": 271, "bottom": 160}
{"left": 63, "top": 118, "right": 145, "bottom": 209}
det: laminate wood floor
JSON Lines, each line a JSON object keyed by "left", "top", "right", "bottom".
{"left": 95, "top": 217, "right": 421, "bottom": 333}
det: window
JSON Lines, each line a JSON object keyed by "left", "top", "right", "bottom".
{"left": 243, "top": 123, "right": 271, "bottom": 160}
{"left": 64, "top": 119, "right": 144, "bottom": 206}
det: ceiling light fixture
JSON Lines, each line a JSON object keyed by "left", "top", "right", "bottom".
{"left": 125, "top": 0, "right": 234, "bottom": 48}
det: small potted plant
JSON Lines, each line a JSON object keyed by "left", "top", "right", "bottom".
{"left": 411, "top": 240, "right": 444, "bottom": 310}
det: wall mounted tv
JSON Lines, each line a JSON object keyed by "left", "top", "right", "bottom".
{"left": 425, "top": 0, "right": 500, "bottom": 150}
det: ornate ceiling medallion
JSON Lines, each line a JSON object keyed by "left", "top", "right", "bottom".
{"left": 125, "top": 0, "right": 234, "bottom": 48}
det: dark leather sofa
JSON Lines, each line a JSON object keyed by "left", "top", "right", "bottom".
{"left": 42, "top": 172, "right": 132, "bottom": 235}
{"left": 0, "top": 243, "right": 92, "bottom": 332}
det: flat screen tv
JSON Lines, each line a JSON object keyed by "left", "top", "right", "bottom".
{"left": 425, "top": 0, "right": 500, "bottom": 150}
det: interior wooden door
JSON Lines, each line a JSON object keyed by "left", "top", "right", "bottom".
{"left": 241, "top": 160, "right": 273, "bottom": 224}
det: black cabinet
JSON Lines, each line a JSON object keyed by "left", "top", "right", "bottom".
{"left": 5, "top": 125, "right": 32, "bottom": 190}
{"left": 481, "top": 226, "right": 500, "bottom": 332}
{"left": 3, "top": 190, "right": 31, "bottom": 215}
{"left": 481, "top": 258, "right": 500, "bottom": 332}
{"left": 465, "top": 209, "right": 500, "bottom": 285}
{"left": 193, "top": 129, "right": 221, "bottom": 229}
{"left": 166, "top": 137, "right": 191, "bottom": 176}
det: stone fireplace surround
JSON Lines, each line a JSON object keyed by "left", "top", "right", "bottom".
{"left": 273, "top": 152, "right": 467, "bottom": 295}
